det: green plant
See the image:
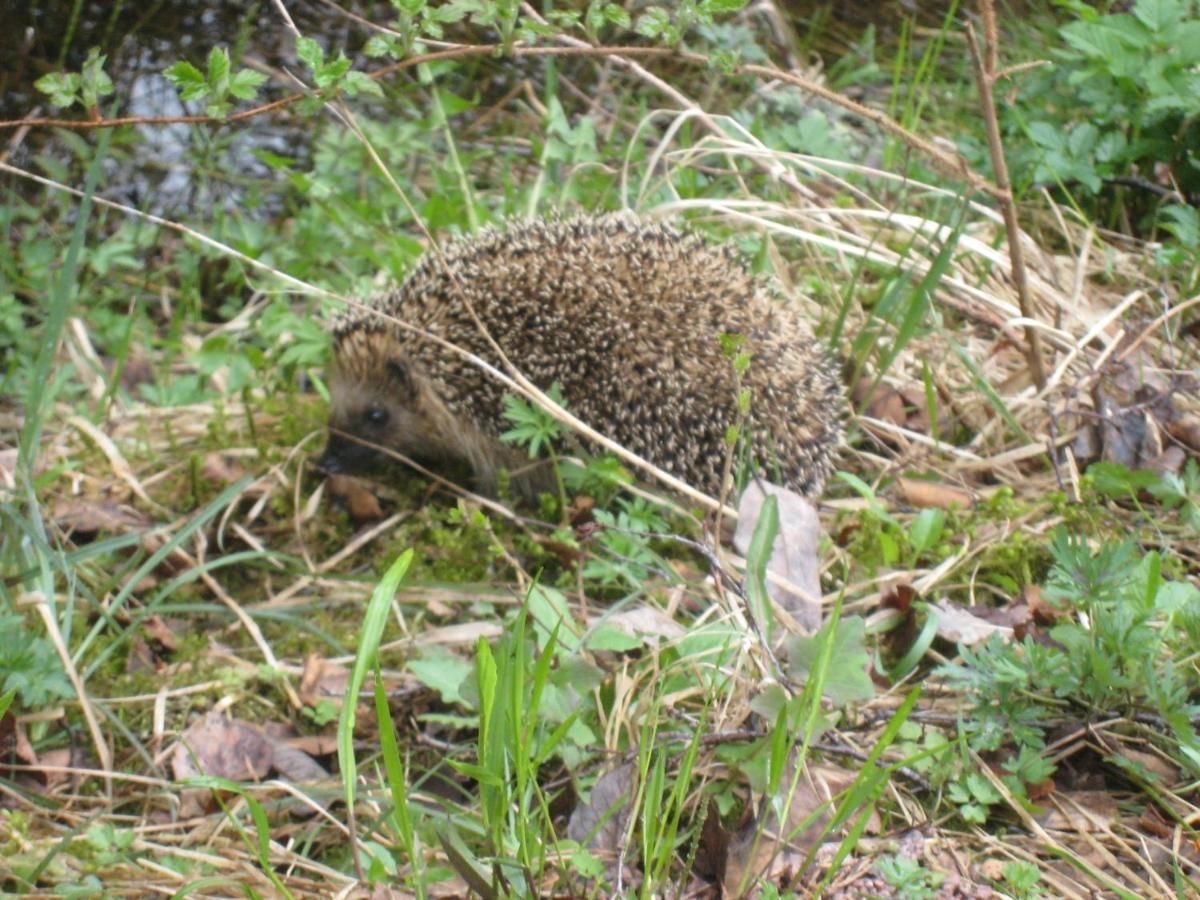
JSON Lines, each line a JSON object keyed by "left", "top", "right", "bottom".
{"left": 34, "top": 47, "right": 114, "bottom": 111}
{"left": 0, "top": 614, "right": 73, "bottom": 708}
{"left": 1000, "top": 859, "right": 1046, "bottom": 898}
{"left": 164, "top": 46, "right": 268, "bottom": 117}
{"left": 941, "top": 526, "right": 1200, "bottom": 788}
{"left": 946, "top": 771, "right": 1003, "bottom": 825}
{"left": 877, "top": 853, "right": 945, "bottom": 900}
{"left": 1005, "top": 0, "right": 1200, "bottom": 223}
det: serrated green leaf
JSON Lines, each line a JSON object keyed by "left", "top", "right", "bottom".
{"left": 206, "top": 46, "right": 231, "bottom": 91}
{"left": 79, "top": 47, "right": 114, "bottom": 108}
{"left": 363, "top": 34, "right": 396, "bottom": 58}
{"left": 34, "top": 72, "right": 81, "bottom": 108}
{"left": 1132, "top": 0, "right": 1183, "bottom": 32}
{"left": 164, "top": 60, "right": 205, "bottom": 88}
{"left": 635, "top": 8, "right": 672, "bottom": 40}
{"left": 229, "top": 68, "right": 267, "bottom": 101}
{"left": 296, "top": 36, "right": 325, "bottom": 71}
{"left": 341, "top": 70, "right": 383, "bottom": 98}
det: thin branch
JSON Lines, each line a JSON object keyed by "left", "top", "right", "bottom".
{"left": 966, "top": 7, "right": 1047, "bottom": 391}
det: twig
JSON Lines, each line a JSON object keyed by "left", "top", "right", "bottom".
{"left": 965, "top": 4, "right": 1048, "bottom": 391}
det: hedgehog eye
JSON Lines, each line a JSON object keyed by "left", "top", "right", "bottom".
{"left": 364, "top": 406, "right": 389, "bottom": 427}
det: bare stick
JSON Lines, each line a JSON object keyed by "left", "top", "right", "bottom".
{"left": 966, "top": 4, "right": 1047, "bottom": 390}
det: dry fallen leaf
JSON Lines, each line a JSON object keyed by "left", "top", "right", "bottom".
{"left": 601, "top": 606, "right": 687, "bottom": 642}
{"left": 52, "top": 498, "right": 150, "bottom": 536}
{"left": 298, "top": 654, "right": 351, "bottom": 709}
{"left": 172, "top": 711, "right": 328, "bottom": 791}
{"left": 723, "top": 761, "right": 869, "bottom": 898}
{"left": 933, "top": 599, "right": 1013, "bottom": 645}
{"left": 124, "top": 637, "right": 160, "bottom": 676}
{"left": 897, "top": 477, "right": 973, "bottom": 510}
{"left": 201, "top": 452, "right": 247, "bottom": 485}
{"left": 1040, "top": 791, "right": 1119, "bottom": 832}
{"left": 567, "top": 762, "right": 634, "bottom": 854}
{"left": 142, "top": 615, "right": 180, "bottom": 651}
{"left": 735, "top": 481, "right": 823, "bottom": 633}
{"left": 326, "top": 473, "right": 384, "bottom": 523}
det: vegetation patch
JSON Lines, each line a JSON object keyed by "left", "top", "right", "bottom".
{"left": 1, "top": 0, "right": 1198, "bottom": 896}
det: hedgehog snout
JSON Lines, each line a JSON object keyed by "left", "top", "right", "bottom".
{"left": 315, "top": 431, "right": 384, "bottom": 477}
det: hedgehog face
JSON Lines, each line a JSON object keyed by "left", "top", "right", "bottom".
{"left": 319, "top": 341, "right": 459, "bottom": 477}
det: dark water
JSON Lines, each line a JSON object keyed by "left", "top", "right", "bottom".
{"left": 0, "top": 1, "right": 366, "bottom": 213}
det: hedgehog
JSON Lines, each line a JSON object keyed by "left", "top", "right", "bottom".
{"left": 317, "top": 214, "right": 843, "bottom": 503}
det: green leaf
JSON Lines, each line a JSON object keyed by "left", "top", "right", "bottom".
{"left": 164, "top": 60, "right": 208, "bottom": 101}
{"left": 79, "top": 47, "right": 114, "bottom": 108}
{"left": 408, "top": 646, "right": 474, "bottom": 706}
{"left": 206, "top": 46, "right": 231, "bottom": 93}
{"left": 296, "top": 36, "right": 325, "bottom": 71}
{"left": 584, "top": 624, "right": 644, "bottom": 652}
{"left": 229, "top": 68, "right": 267, "bottom": 101}
{"left": 341, "top": 70, "right": 383, "bottom": 98}
{"left": 908, "top": 507, "right": 945, "bottom": 558}
{"left": 1132, "top": 0, "right": 1183, "bottom": 32}
{"left": 364, "top": 34, "right": 398, "bottom": 58}
{"left": 635, "top": 8, "right": 673, "bottom": 40}
{"left": 34, "top": 71, "right": 81, "bottom": 108}
{"left": 785, "top": 616, "right": 875, "bottom": 706}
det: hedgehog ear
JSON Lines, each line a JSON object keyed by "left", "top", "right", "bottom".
{"left": 386, "top": 359, "right": 411, "bottom": 389}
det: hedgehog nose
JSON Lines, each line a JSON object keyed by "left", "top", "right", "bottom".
{"left": 314, "top": 447, "right": 343, "bottom": 476}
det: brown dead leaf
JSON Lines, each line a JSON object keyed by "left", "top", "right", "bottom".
{"left": 602, "top": 606, "right": 687, "bottom": 643}
{"left": 0, "top": 707, "right": 16, "bottom": 763}
{"left": 35, "top": 748, "right": 74, "bottom": 790}
{"left": 172, "top": 711, "right": 328, "bottom": 785}
{"left": 897, "top": 477, "right": 973, "bottom": 510}
{"left": 201, "top": 452, "right": 246, "bottom": 485}
{"left": 532, "top": 533, "right": 584, "bottom": 566}
{"left": 269, "top": 740, "right": 330, "bottom": 783}
{"left": 52, "top": 498, "right": 150, "bottom": 536}
{"left": 870, "top": 387, "right": 907, "bottom": 427}
{"left": 880, "top": 583, "right": 918, "bottom": 614}
{"left": 326, "top": 473, "right": 384, "bottom": 524}
{"left": 1118, "top": 747, "right": 1179, "bottom": 784}
{"left": 854, "top": 378, "right": 943, "bottom": 436}
{"left": 1040, "top": 790, "right": 1119, "bottom": 832}
{"left": 142, "top": 615, "right": 180, "bottom": 651}
{"left": 288, "top": 733, "right": 338, "bottom": 757}
{"left": 695, "top": 804, "right": 733, "bottom": 882}
{"left": 298, "top": 654, "right": 351, "bottom": 709}
{"left": 967, "top": 601, "right": 1032, "bottom": 631}
{"left": 567, "top": 763, "right": 634, "bottom": 854}
{"left": 933, "top": 599, "right": 1013, "bottom": 645}
{"left": 173, "top": 712, "right": 275, "bottom": 783}
{"left": 723, "top": 761, "right": 869, "bottom": 898}
{"left": 1146, "top": 445, "right": 1187, "bottom": 475}
{"left": 1024, "top": 584, "right": 1061, "bottom": 625}
{"left": 125, "top": 637, "right": 160, "bottom": 676}
{"left": 735, "top": 482, "right": 823, "bottom": 633}
{"left": 1083, "top": 378, "right": 1181, "bottom": 470}
{"left": 1167, "top": 415, "right": 1200, "bottom": 454}
{"left": 567, "top": 494, "right": 596, "bottom": 525}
